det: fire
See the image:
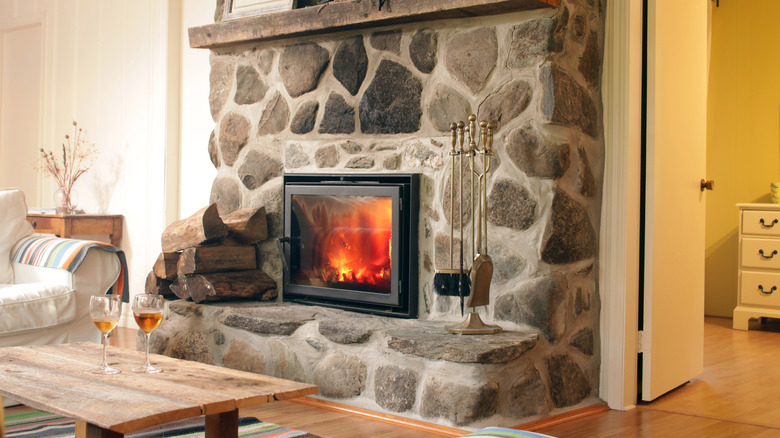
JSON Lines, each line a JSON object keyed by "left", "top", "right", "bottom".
{"left": 296, "top": 195, "right": 393, "bottom": 292}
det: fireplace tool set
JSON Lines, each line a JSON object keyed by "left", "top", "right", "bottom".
{"left": 433, "top": 115, "right": 503, "bottom": 335}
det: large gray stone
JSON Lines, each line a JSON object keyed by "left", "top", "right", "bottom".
{"left": 401, "top": 141, "right": 441, "bottom": 169}
{"left": 234, "top": 64, "right": 267, "bottom": 105}
{"left": 319, "top": 93, "right": 355, "bottom": 134}
{"left": 507, "top": 18, "right": 555, "bottom": 69}
{"left": 291, "top": 101, "right": 319, "bottom": 135}
{"left": 208, "top": 130, "right": 219, "bottom": 168}
{"left": 238, "top": 150, "right": 282, "bottom": 190}
{"left": 333, "top": 35, "right": 368, "bottom": 96}
{"left": 267, "top": 339, "right": 305, "bottom": 382}
{"left": 541, "top": 63, "right": 598, "bottom": 138}
{"left": 315, "top": 145, "right": 339, "bottom": 168}
{"left": 574, "top": 286, "right": 593, "bottom": 317}
{"left": 340, "top": 141, "right": 362, "bottom": 154}
{"left": 570, "top": 327, "right": 594, "bottom": 356}
{"left": 219, "top": 112, "right": 251, "bottom": 166}
{"left": 491, "top": 241, "right": 526, "bottom": 283}
{"left": 370, "top": 29, "right": 401, "bottom": 54}
{"left": 507, "top": 367, "right": 549, "bottom": 418}
{"left": 541, "top": 188, "right": 597, "bottom": 264}
{"left": 255, "top": 49, "right": 275, "bottom": 75}
{"left": 383, "top": 154, "right": 400, "bottom": 170}
{"left": 169, "top": 331, "right": 215, "bottom": 365}
{"left": 478, "top": 80, "right": 532, "bottom": 132}
{"left": 285, "top": 143, "right": 311, "bottom": 169}
{"left": 546, "top": 353, "right": 591, "bottom": 408}
{"left": 494, "top": 274, "right": 567, "bottom": 342}
{"left": 506, "top": 124, "right": 571, "bottom": 179}
{"left": 359, "top": 60, "right": 422, "bottom": 134}
{"left": 387, "top": 325, "right": 537, "bottom": 363}
{"left": 487, "top": 179, "right": 536, "bottom": 231}
{"left": 279, "top": 43, "right": 330, "bottom": 98}
{"left": 223, "top": 339, "right": 265, "bottom": 373}
{"left": 257, "top": 93, "right": 289, "bottom": 136}
{"left": 444, "top": 28, "right": 498, "bottom": 93}
{"left": 313, "top": 354, "right": 367, "bottom": 398}
{"left": 427, "top": 86, "right": 471, "bottom": 133}
{"left": 345, "top": 156, "right": 374, "bottom": 169}
{"left": 209, "top": 59, "right": 234, "bottom": 121}
{"left": 420, "top": 377, "right": 498, "bottom": 426}
{"left": 410, "top": 29, "right": 437, "bottom": 74}
{"left": 219, "top": 305, "right": 317, "bottom": 335}
{"left": 210, "top": 176, "right": 241, "bottom": 215}
{"left": 318, "top": 318, "right": 373, "bottom": 344}
{"left": 374, "top": 365, "right": 418, "bottom": 412}
{"left": 579, "top": 31, "right": 602, "bottom": 86}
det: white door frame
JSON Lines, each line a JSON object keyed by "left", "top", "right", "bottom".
{"left": 599, "top": 0, "right": 643, "bottom": 411}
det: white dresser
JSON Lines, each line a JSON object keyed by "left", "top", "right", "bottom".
{"left": 734, "top": 203, "right": 780, "bottom": 329}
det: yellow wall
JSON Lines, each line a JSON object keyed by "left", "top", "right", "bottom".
{"left": 706, "top": 1, "right": 780, "bottom": 316}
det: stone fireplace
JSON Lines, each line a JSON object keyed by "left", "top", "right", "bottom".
{"left": 149, "top": 0, "right": 605, "bottom": 430}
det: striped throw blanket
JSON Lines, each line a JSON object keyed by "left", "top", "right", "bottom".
{"left": 11, "top": 236, "right": 129, "bottom": 302}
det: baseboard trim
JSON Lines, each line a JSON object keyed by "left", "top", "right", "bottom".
{"left": 290, "top": 397, "right": 469, "bottom": 437}
{"left": 515, "top": 403, "right": 611, "bottom": 431}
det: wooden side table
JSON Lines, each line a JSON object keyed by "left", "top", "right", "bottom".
{"left": 26, "top": 214, "right": 124, "bottom": 247}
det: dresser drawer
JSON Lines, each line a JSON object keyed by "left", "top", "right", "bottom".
{"left": 741, "top": 271, "right": 780, "bottom": 308}
{"left": 742, "top": 210, "right": 780, "bottom": 236}
{"left": 741, "top": 238, "right": 780, "bottom": 269}
{"left": 25, "top": 216, "right": 57, "bottom": 234}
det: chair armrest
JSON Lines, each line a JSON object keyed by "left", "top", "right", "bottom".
{"left": 12, "top": 247, "right": 121, "bottom": 317}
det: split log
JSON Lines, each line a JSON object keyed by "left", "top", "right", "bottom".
{"left": 145, "top": 271, "right": 174, "bottom": 297}
{"left": 177, "top": 270, "right": 277, "bottom": 303}
{"left": 177, "top": 244, "right": 257, "bottom": 275}
{"left": 169, "top": 276, "right": 190, "bottom": 300}
{"left": 221, "top": 207, "right": 268, "bottom": 244}
{"left": 153, "top": 252, "right": 180, "bottom": 280}
{"left": 161, "top": 204, "right": 229, "bottom": 252}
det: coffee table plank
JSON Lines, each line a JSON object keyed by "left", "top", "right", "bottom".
{"left": 0, "top": 343, "right": 317, "bottom": 435}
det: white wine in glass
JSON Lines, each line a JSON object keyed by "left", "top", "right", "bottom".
{"left": 89, "top": 294, "right": 122, "bottom": 375}
{"left": 132, "top": 294, "right": 164, "bottom": 373}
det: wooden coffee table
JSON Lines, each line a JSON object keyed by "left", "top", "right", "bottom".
{"left": 0, "top": 343, "right": 317, "bottom": 437}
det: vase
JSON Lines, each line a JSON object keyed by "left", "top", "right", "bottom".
{"left": 54, "top": 188, "right": 76, "bottom": 214}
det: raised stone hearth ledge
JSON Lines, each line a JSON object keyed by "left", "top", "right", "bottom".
{"left": 190, "top": 0, "right": 559, "bottom": 48}
{"left": 147, "top": 300, "right": 600, "bottom": 428}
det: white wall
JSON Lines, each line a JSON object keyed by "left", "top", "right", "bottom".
{"left": 0, "top": 0, "right": 175, "bottom": 325}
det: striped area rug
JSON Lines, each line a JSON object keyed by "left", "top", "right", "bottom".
{"left": 4, "top": 410, "right": 320, "bottom": 438}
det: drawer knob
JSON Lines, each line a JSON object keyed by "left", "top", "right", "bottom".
{"left": 760, "top": 218, "right": 779, "bottom": 228}
{"left": 30, "top": 220, "right": 37, "bottom": 228}
{"left": 758, "top": 285, "right": 777, "bottom": 295}
{"left": 758, "top": 249, "right": 778, "bottom": 259}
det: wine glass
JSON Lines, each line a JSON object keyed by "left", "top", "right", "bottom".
{"left": 132, "top": 294, "right": 164, "bottom": 373}
{"left": 89, "top": 294, "right": 122, "bottom": 374}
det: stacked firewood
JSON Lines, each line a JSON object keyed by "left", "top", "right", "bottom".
{"left": 144, "top": 204, "right": 277, "bottom": 303}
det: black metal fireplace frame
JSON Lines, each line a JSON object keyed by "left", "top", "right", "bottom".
{"left": 279, "top": 173, "right": 419, "bottom": 318}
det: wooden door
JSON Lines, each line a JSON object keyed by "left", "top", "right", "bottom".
{"left": 641, "top": 0, "right": 708, "bottom": 401}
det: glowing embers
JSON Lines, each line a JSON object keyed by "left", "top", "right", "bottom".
{"left": 292, "top": 195, "right": 393, "bottom": 293}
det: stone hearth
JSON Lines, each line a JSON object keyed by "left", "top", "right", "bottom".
{"left": 154, "top": 0, "right": 607, "bottom": 430}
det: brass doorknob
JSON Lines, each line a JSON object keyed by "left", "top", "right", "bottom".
{"left": 700, "top": 179, "right": 714, "bottom": 191}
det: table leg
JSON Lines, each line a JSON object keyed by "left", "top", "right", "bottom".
{"left": 205, "top": 409, "right": 238, "bottom": 438}
{"left": 75, "top": 420, "right": 124, "bottom": 438}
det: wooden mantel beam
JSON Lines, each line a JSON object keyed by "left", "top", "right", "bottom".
{"left": 189, "top": 0, "right": 559, "bottom": 49}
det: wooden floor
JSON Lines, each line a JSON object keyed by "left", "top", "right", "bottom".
{"left": 6, "top": 316, "right": 780, "bottom": 437}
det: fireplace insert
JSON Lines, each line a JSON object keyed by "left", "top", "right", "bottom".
{"left": 278, "top": 174, "right": 419, "bottom": 318}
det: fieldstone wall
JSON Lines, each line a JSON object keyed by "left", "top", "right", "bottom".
{"left": 166, "top": 0, "right": 606, "bottom": 429}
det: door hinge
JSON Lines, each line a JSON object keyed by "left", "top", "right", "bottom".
{"left": 637, "top": 330, "right": 648, "bottom": 354}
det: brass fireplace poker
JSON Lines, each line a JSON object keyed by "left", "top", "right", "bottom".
{"left": 446, "top": 115, "right": 503, "bottom": 335}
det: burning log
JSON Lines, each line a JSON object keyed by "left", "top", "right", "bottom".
{"left": 161, "top": 204, "right": 228, "bottom": 252}
{"left": 170, "top": 270, "right": 277, "bottom": 303}
{"left": 153, "top": 252, "right": 179, "bottom": 281}
{"left": 221, "top": 207, "right": 268, "bottom": 244}
{"left": 177, "top": 244, "right": 257, "bottom": 275}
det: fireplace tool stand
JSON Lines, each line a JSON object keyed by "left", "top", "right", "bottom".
{"left": 447, "top": 115, "right": 502, "bottom": 335}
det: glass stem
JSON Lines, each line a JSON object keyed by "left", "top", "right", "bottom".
{"left": 102, "top": 333, "right": 109, "bottom": 368}
{"left": 145, "top": 333, "right": 151, "bottom": 367}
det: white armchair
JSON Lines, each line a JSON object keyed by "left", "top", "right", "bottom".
{"left": 0, "top": 188, "right": 125, "bottom": 348}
